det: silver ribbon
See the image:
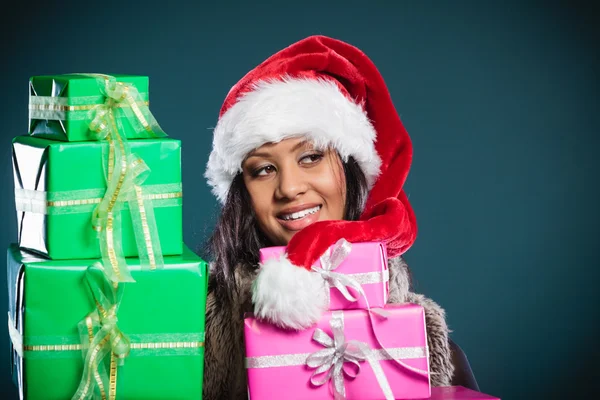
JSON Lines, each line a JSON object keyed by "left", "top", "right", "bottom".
{"left": 244, "top": 309, "right": 430, "bottom": 398}
{"left": 7, "top": 312, "right": 23, "bottom": 358}
{"left": 312, "top": 239, "right": 368, "bottom": 304}
{"left": 312, "top": 238, "right": 390, "bottom": 319}
{"left": 312, "top": 239, "right": 432, "bottom": 379}
{"left": 306, "top": 311, "right": 394, "bottom": 400}
{"left": 246, "top": 346, "right": 427, "bottom": 369}
{"left": 28, "top": 95, "right": 149, "bottom": 121}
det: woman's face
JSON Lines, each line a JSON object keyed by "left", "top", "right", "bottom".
{"left": 242, "top": 137, "right": 346, "bottom": 246}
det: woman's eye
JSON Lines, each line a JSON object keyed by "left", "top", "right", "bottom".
{"left": 254, "top": 165, "right": 276, "bottom": 176}
{"left": 300, "top": 153, "right": 324, "bottom": 165}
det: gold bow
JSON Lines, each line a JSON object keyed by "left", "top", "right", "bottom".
{"left": 72, "top": 264, "right": 130, "bottom": 400}
{"left": 86, "top": 75, "right": 167, "bottom": 282}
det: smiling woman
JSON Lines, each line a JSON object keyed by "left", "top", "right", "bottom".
{"left": 242, "top": 139, "right": 347, "bottom": 245}
{"left": 201, "top": 35, "right": 467, "bottom": 400}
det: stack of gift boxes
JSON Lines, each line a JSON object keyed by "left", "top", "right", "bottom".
{"left": 245, "top": 243, "right": 503, "bottom": 400}
{"left": 7, "top": 74, "right": 208, "bottom": 399}
{"left": 244, "top": 240, "right": 432, "bottom": 400}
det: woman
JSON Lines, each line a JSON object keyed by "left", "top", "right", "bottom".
{"left": 202, "top": 35, "right": 471, "bottom": 399}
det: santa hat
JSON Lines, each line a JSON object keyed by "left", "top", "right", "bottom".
{"left": 205, "top": 35, "right": 417, "bottom": 330}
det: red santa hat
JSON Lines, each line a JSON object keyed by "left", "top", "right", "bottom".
{"left": 205, "top": 35, "right": 417, "bottom": 329}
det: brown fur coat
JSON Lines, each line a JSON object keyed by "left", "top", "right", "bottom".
{"left": 203, "top": 257, "right": 454, "bottom": 399}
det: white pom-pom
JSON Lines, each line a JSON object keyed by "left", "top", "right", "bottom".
{"left": 252, "top": 254, "right": 327, "bottom": 330}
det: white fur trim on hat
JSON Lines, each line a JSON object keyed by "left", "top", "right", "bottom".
{"left": 205, "top": 77, "right": 381, "bottom": 203}
{"left": 252, "top": 253, "right": 327, "bottom": 330}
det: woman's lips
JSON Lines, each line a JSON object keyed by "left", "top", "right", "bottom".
{"left": 276, "top": 206, "right": 322, "bottom": 231}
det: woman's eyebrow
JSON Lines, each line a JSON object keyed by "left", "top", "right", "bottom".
{"left": 246, "top": 140, "right": 313, "bottom": 159}
{"left": 291, "top": 140, "right": 312, "bottom": 153}
{"left": 245, "top": 146, "right": 276, "bottom": 159}
{"left": 245, "top": 151, "right": 271, "bottom": 159}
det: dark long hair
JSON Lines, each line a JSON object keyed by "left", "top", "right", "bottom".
{"left": 204, "top": 156, "right": 368, "bottom": 300}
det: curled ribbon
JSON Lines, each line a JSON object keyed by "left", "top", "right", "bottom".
{"left": 306, "top": 311, "right": 394, "bottom": 400}
{"left": 85, "top": 75, "right": 166, "bottom": 282}
{"left": 72, "top": 264, "right": 130, "bottom": 400}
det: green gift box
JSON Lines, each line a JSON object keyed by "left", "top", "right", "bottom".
{"left": 7, "top": 243, "right": 208, "bottom": 400}
{"left": 28, "top": 74, "right": 155, "bottom": 142}
{"left": 12, "top": 135, "right": 183, "bottom": 260}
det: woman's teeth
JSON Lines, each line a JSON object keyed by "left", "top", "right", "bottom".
{"left": 281, "top": 206, "right": 321, "bottom": 221}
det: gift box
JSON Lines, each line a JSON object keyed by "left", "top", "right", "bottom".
{"left": 421, "top": 386, "right": 501, "bottom": 399}
{"left": 7, "top": 243, "right": 208, "bottom": 400}
{"left": 28, "top": 74, "right": 157, "bottom": 142}
{"left": 259, "top": 241, "right": 389, "bottom": 310}
{"left": 244, "top": 303, "right": 430, "bottom": 400}
{"left": 12, "top": 135, "right": 183, "bottom": 260}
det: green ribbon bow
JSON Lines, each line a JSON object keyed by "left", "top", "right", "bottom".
{"left": 87, "top": 75, "right": 165, "bottom": 140}
{"left": 85, "top": 74, "right": 167, "bottom": 282}
{"left": 73, "top": 264, "right": 130, "bottom": 400}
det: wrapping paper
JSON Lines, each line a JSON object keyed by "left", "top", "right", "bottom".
{"left": 7, "top": 243, "right": 207, "bottom": 400}
{"left": 259, "top": 241, "right": 389, "bottom": 310}
{"left": 244, "top": 304, "right": 431, "bottom": 399}
{"left": 28, "top": 74, "right": 154, "bottom": 142}
{"left": 12, "top": 135, "right": 183, "bottom": 260}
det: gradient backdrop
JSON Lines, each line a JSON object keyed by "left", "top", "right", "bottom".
{"left": 1, "top": 1, "right": 598, "bottom": 399}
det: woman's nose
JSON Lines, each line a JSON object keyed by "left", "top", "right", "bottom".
{"left": 275, "top": 165, "right": 308, "bottom": 200}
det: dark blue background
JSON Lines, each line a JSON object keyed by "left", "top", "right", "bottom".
{"left": 1, "top": 1, "right": 598, "bottom": 399}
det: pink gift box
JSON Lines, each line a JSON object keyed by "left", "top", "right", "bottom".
{"left": 244, "top": 303, "right": 431, "bottom": 400}
{"left": 421, "top": 386, "right": 500, "bottom": 399}
{"left": 259, "top": 241, "right": 389, "bottom": 310}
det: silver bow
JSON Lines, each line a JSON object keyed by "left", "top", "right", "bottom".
{"left": 312, "top": 239, "right": 366, "bottom": 303}
{"left": 306, "top": 311, "right": 394, "bottom": 400}
{"left": 311, "top": 239, "right": 431, "bottom": 381}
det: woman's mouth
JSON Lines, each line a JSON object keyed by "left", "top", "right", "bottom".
{"left": 276, "top": 205, "right": 322, "bottom": 231}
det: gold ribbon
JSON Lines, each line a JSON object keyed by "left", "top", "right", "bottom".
{"left": 86, "top": 75, "right": 167, "bottom": 282}
{"left": 14, "top": 185, "right": 182, "bottom": 215}
{"left": 8, "top": 312, "right": 204, "bottom": 355}
{"left": 17, "top": 341, "right": 204, "bottom": 353}
{"left": 72, "top": 264, "right": 130, "bottom": 400}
